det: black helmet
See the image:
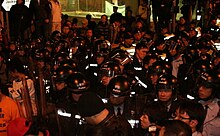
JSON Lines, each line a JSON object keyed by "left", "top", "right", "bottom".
{"left": 197, "top": 70, "right": 220, "bottom": 96}
{"left": 54, "top": 39, "right": 69, "bottom": 53}
{"left": 53, "top": 52, "right": 70, "bottom": 66}
{"left": 110, "top": 49, "right": 132, "bottom": 66}
{"left": 148, "top": 60, "right": 171, "bottom": 76}
{"left": 50, "top": 30, "right": 62, "bottom": 42}
{"left": 34, "top": 48, "right": 51, "bottom": 62}
{"left": 156, "top": 74, "right": 178, "bottom": 92}
{"left": 95, "top": 40, "right": 111, "bottom": 56}
{"left": 54, "top": 65, "right": 74, "bottom": 82}
{"left": 70, "top": 37, "right": 86, "bottom": 48}
{"left": 66, "top": 72, "right": 90, "bottom": 94}
{"left": 100, "top": 61, "right": 121, "bottom": 77}
{"left": 59, "top": 58, "right": 78, "bottom": 70}
{"left": 108, "top": 75, "right": 131, "bottom": 97}
{"left": 193, "top": 60, "right": 211, "bottom": 74}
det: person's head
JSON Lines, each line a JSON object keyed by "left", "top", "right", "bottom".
{"left": 188, "top": 28, "right": 197, "bottom": 38}
{"left": 159, "top": 120, "right": 192, "bottom": 136}
{"left": 135, "top": 42, "right": 149, "bottom": 61}
{"left": 101, "top": 15, "right": 108, "bottom": 23}
{"left": 54, "top": 65, "right": 74, "bottom": 91}
{"left": 86, "top": 29, "right": 93, "bottom": 38}
{"left": 143, "top": 55, "right": 157, "bottom": 70}
{"left": 154, "top": 40, "right": 166, "bottom": 51}
{"left": 113, "top": 6, "right": 118, "bottom": 13}
{"left": 135, "top": 21, "right": 144, "bottom": 30}
{"left": 8, "top": 58, "right": 27, "bottom": 80}
{"left": 96, "top": 52, "right": 106, "bottom": 65}
{"left": 82, "top": 19, "right": 88, "bottom": 28}
{"left": 140, "top": 103, "right": 167, "bottom": 130}
{"left": 148, "top": 61, "right": 172, "bottom": 85}
{"left": 17, "top": 0, "right": 25, "bottom": 4}
{"left": 197, "top": 70, "right": 220, "bottom": 101}
{"left": 50, "top": 31, "right": 62, "bottom": 41}
{"left": 126, "top": 9, "right": 133, "bottom": 17}
{"left": 77, "top": 92, "right": 108, "bottom": 125}
{"left": 69, "top": 37, "right": 85, "bottom": 54}
{"left": 173, "top": 101, "right": 205, "bottom": 132}
{"left": 100, "top": 61, "right": 121, "bottom": 86}
{"left": 66, "top": 72, "right": 90, "bottom": 101}
{"left": 124, "top": 34, "right": 134, "bottom": 47}
{"left": 156, "top": 74, "right": 178, "bottom": 102}
{"left": 53, "top": 52, "right": 70, "bottom": 70}
{"left": 108, "top": 75, "right": 131, "bottom": 106}
{"left": 86, "top": 14, "right": 92, "bottom": 21}
{"left": 110, "top": 49, "right": 132, "bottom": 72}
{"left": 9, "top": 42, "right": 17, "bottom": 51}
{"left": 179, "top": 17, "right": 186, "bottom": 25}
{"left": 62, "top": 24, "right": 71, "bottom": 35}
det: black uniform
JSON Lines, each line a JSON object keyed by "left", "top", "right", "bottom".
{"left": 84, "top": 113, "right": 134, "bottom": 136}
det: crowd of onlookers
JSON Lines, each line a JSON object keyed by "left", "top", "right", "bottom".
{"left": 0, "top": 0, "right": 220, "bottom": 135}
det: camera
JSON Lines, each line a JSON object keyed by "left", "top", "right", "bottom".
{"left": 148, "top": 124, "right": 157, "bottom": 132}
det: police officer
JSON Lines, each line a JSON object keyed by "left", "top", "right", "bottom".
{"left": 52, "top": 52, "right": 70, "bottom": 71}
{"left": 69, "top": 37, "right": 88, "bottom": 73}
{"left": 50, "top": 65, "right": 74, "bottom": 104}
{"left": 196, "top": 70, "right": 220, "bottom": 136}
{"left": 85, "top": 51, "right": 107, "bottom": 91}
{"left": 127, "top": 41, "right": 151, "bottom": 95}
{"left": 95, "top": 61, "right": 121, "bottom": 98}
{"left": 55, "top": 71, "right": 90, "bottom": 136}
{"left": 77, "top": 92, "right": 134, "bottom": 136}
{"left": 106, "top": 75, "right": 132, "bottom": 119}
{"left": 150, "top": 74, "right": 186, "bottom": 120}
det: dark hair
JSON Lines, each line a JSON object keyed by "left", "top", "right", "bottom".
{"left": 101, "top": 15, "right": 108, "bottom": 20}
{"left": 126, "top": 9, "right": 132, "bottom": 15}
{"left": 25, "top": 119, "right": 49, "bottom": 136}
{"left": 143, "top": 55, "right": 157, "bottom": 65}
{"left": 142, "top": 103, "right": 167, "bottom": 124}
{"left": 163, "top": 120, "right": 192, "bottom": 136}
{"left": 135, "top": 41, "right": 149, "bottom": 50}
{"left": 178, "top": 100, "right": 205, "bottom": 131}
{"left": 62, "top": 24, "right": 70, "bottom": 29}
{"left": 7, "top": 58, "right": 26, "bottom": 74}
{"left": 72, "top": 18, "right": 78, "bottom": 24}
{"left": 86, "top": 14, "right": 92, "bottom": 20}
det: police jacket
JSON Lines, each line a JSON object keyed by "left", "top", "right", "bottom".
{"left": 84, "top": 113, "right": 134, "bottom": 136}
{"left": 56, "top": 98, "right": 85, "bottom": 136}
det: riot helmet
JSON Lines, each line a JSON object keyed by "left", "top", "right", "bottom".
{"left": 54, "top": 39, "right": 69, "bottom": 53}
{"left": 50, "top": 30, "right": 62, "bottom": 42}
{"left": 69, "top": 37, "right": 86, "bottom": 58}
{"left": 193, "top": 60, "right": 211, "bottom": 75}
{"left": 110, "top": 49, "right": 132, "bottom": 66}
{"left": 108, "top": 75, "right": 131, "bottom": 97}
{"left": 100, "top": 61, "right": 121, "bottom": 78}
{"left": 66, "top": 72, "right": 90, "bottom": 94}
{"left": 156, "top": 74, "right": 178, "bottom": 93}
{"left": 94, "top": 39, "right": 111, "bottom": 56}
{"left": 196, "top": 70, "right": 220, "bottom": 100}
{"left": 59, "top": 58, "right": 78, "bottom": 71}
{"left": 53, "top": 65, "right": 74, "bottom": 83}
{"left": 53, "top": 52, "right": 70, "bottom": 69}
{"left": 70, "top": 37, "right": 85, "bottom": 47}
{"left": 148, "top": 60, "right": 172, "bottom": 76}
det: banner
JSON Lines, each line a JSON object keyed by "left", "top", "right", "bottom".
{"left": 105, "top": 1, "right": 125, "bottom": 16}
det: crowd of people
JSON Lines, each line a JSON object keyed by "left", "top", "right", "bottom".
{"left": 0, "top": 0, "right": 220, "bottom": 135}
